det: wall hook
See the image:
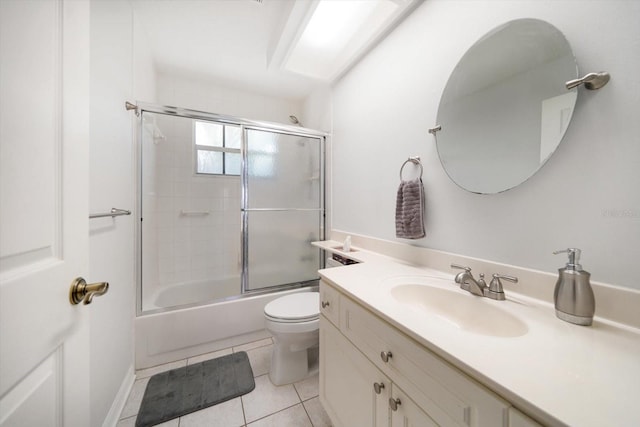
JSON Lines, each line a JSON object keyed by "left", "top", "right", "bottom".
{"left": 565, "top": 72, "right": 610, "bottom": 90}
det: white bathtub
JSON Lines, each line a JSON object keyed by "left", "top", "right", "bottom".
{"left": 135, "top": 283, "right": 314, "bottom": 369}
{"left": 148, "top": 277, "right": 239, "bottom": 310}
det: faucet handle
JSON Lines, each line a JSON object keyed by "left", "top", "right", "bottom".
{"left": 485, "top": 274, "right": 518, "bottom": 300}
{"left": 478, "top": 273, "right": 487, "bottom": 289}
{"left": 451, "top": 264, "right": 471, "bottom": 272}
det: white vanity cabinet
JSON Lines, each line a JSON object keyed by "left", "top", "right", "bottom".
{"left": 508, "top": 408, "right": 543, "bottom": 427}
{"left": 320, "top": 316, "right": 391, "bottom": 426}
{"left": 320, "top": 316, "right": 436, "bottom": 427}
{"left": 320, "top": 280, "right": 534, "bottom": 427}
{"left": 319, "top": 282, "right": 340, "bottom": 327}
{"left": 390, "top": 384, "right": 438, "bottom": 427}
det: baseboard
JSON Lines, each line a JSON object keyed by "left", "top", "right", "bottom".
{"left": 102, "top": 364, "right": 135, "bottom": 427}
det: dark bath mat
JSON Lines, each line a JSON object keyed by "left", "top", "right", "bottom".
{"left": 135, "top": 351, "right": 255, "bottom": 427}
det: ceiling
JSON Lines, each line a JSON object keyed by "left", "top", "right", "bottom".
{"left": 131, "top": 0, "right": 327, "bottom": 101}
{"left": 131, "top": 0, "right": 421, "bottom": 102}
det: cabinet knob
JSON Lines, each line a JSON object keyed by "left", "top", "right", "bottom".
{"left": 321, "top": 301, "right": 330, "bottom": 308}
{"left": 380, "top": 351, "right": 393, "bottom": 363}
{"left": 389, "top": 397, "right": 402, "bottom": 411}
{"left": 373, "top": 382, "right": 385, "bottom": 394}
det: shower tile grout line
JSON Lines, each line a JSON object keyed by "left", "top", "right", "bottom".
{"left": 240, "top": 390, "right": 248, "bottom": 426}
{"left": 242, "top": 401, "right": 311, "bottom": 426}
{"left": 296, "top": 385, "right": 317, "bottom": 427}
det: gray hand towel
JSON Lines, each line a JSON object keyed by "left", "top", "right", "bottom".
{"left": 395, "top": 178, "right": 425, "bottom": 239}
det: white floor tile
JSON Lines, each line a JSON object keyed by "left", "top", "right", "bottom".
{"left": 115, "top": 416, "right": 135, "bottom": 427}
{"left": 294, "top": 374, "right": 319, "bottom": 401}
{"left": 135, "top": 359, "right": 187, "bottom": 379}
{"left": 122, "top": 417, "right": 177, "bottom": 427}
{"left": 242, "top": 375, "right": 301, "bottom": 423}
{"left": 247, "top": 403, "right": 312, "bottom": 427}
{"left": 304, "top": 397, "right": 333, "bottom": 427}
{"left": 245, "top": 344, "right": 272, "bottom": 377}
{"left": 187, "top": 347, "right": 233, "bottom": 365}
{"left": 233, "top": 337, "right": 273, "bottom": 353}
{"left": 179, "top": 397, "right": 245, "bottom": 427}
{"left": 154, "top": 419, "right": 180, "bottom": 427}
{"left": 120, "top": 377, "right": 150, "bottom": 419}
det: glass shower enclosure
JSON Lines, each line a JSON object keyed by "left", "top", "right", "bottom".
{"left": 138, "top": 104, "right": 325, "bottom": 313}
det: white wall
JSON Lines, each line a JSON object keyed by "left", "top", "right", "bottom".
{"left": 330, "top": 0, "right": 640, "bottom": 290}
{"left": 89, "top": 0, "right": 156, "bottom": 425}
{"left": 156, "top": 70, "right": 303, "bottom": 124}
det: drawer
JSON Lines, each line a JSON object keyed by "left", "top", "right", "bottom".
{"left": 319, "top": 280, "right": 340, "bottom": 327}
{"left": 340, "top": 295, "right": 508, "bottom": 427}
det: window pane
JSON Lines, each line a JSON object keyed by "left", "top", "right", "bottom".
{"left": 197, "top": 150, "right": 223, "bottom": 174}
{"left": 225, "top": 125, "right": 242, "bottom": 149}
{"left": 195, "top": 121, "right": 223, "bottom": 147}
{"left": 226, "top": 153, "right": 241, "bottom": 175}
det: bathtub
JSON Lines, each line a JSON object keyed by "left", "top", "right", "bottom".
{"left": 147, "top": 277, "right": 240, "bottom": 310}
{"left": 135, "top": 282, "right": 315, "bottom": 369}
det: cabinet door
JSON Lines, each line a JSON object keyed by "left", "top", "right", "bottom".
{"left": 341, "top": 294, "right": 507, "bottom": 426}
{"left": 390, "top": 385, "right": 438, "bottom": 427}
{"left": 509, "top": 408, "right": 542, "bottom": 427}
{"left": 320, "top": 316, "right": 389, "bottom": 427}
{"left": 319, "top": 280, "right": 340, "bottom": 327}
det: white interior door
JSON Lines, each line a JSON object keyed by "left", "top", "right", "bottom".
{"left": 0, "top": 1, "right": 91, "bottom": 426}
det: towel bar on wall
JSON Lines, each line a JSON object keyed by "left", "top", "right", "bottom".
{"left": 89, "top": 208, "right": 131, "bottom": 219}
{"left": 180, "top": 210, "right": 211, "bottom": 216}
{"left": 399, "top": 157, "right": 423, "bottom": 181}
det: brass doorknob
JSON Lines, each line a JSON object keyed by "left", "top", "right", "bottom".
{"left": 69, "top": 277, "right": 109, "bottom": 305}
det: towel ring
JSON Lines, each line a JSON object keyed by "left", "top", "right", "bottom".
{"left": 400, "top": 157, "right": 423, "bottom": 181}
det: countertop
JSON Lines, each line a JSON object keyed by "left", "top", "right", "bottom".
{"left": 314, "top": 240, "right": 640, "bottom": 427}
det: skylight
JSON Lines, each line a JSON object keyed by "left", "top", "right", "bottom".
{"left": 282, "top": 0, "right": 414, "bottom": 81}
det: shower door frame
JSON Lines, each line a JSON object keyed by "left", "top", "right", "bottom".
{"left": 135, "top": 102, "right": 326, "bottom": 316}
{"left": 240, "top": 127, "right": 326, "bottom": 295}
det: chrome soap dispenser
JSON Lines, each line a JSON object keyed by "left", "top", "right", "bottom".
{"left": 553, "top": 248, "right": 595, "bottom": 326}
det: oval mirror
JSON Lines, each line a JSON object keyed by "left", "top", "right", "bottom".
{"left": 435, "top": 18, "right": 578, "bottom": 194}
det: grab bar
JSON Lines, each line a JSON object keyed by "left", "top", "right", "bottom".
{"left": 89, "top": 208, "right": 131, "bottom": 219}
{"left": 180, "top": 210, "right": 210, "bottom": 216}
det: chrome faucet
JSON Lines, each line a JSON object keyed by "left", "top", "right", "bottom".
{"left": 451, "top": 264, "right": 518, "bottom": 300}
{"left": 451, "top": 264, "right": 486, "bottom": 296}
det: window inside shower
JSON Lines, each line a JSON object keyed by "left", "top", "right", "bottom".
{"left": 194, "top": 121, "right": 242, "bottom": 176}
{"left": 138, "top": 108, "right": 324, "bottom": 314}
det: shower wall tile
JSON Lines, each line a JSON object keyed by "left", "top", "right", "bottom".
{"left": 157, "top": 242, "right": 173, "bottom": 260}
{"left": 174, "top": 181, "right": 189, "bottom": 196}
{"left": 142, "top": 117, "right": 243, "bottom": 311}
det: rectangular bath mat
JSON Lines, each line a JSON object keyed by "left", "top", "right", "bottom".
{"left": 135, "top": 351, "right": 255, "bottom": 427}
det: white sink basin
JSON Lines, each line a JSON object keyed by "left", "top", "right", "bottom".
{"left": 387, "top": 279, "right": 528, "bottom": 338}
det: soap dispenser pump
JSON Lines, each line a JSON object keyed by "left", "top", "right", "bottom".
{"left": 553, "top": 248, "right": 595, "bottom": 326}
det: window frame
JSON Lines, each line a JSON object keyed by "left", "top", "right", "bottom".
{"left": 193, "top": 120, "right": 241, "bottom": 176}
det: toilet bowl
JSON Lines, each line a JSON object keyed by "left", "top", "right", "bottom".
{"left": 264, "top": 292, "right": 320, "bottom": 385}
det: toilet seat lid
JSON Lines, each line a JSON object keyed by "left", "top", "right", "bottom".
{"left": 264, "top": 293, "right": 319, "bottom": 322}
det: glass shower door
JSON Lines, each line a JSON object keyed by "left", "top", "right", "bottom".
{"left": 243, "top": 129, "right": 324, "bottom": 292}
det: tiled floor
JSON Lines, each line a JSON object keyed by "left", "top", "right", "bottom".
{"left": 116, "top": 338, "right": 332, "bottom": 427}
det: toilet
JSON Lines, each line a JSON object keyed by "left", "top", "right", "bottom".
{"left": 264, "top": 292, "right": 320, "bottom": 385}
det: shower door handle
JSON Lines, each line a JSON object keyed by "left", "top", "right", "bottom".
{"left": 69, "top": 277, "right": 109, "bottom": 305}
